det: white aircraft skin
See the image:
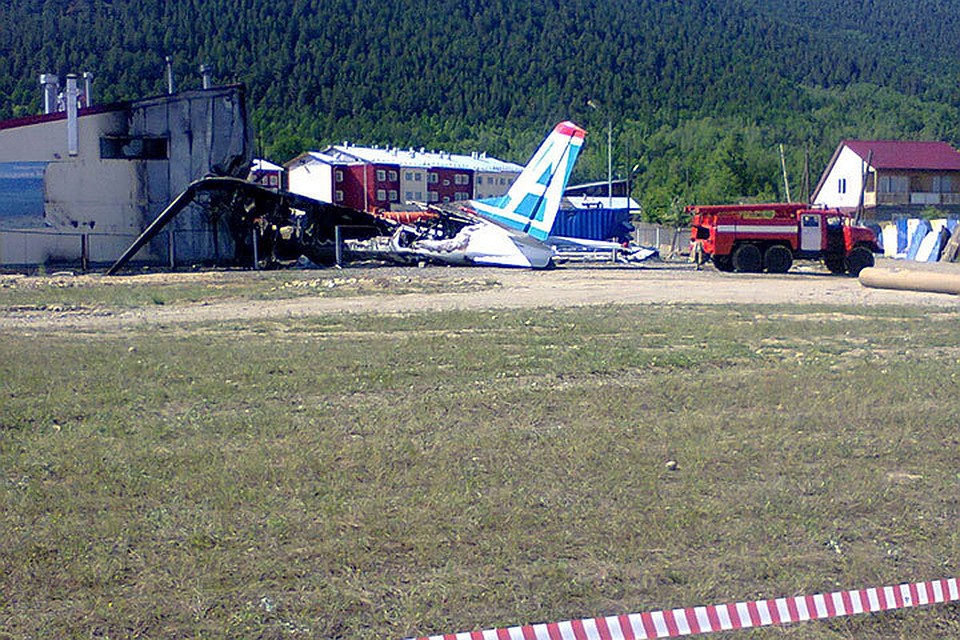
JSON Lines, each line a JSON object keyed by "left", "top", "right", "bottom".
{"left": 385, "top": 121, "right": 587, "bottom": 269}
{"left": 404, "top": 221, "right": 556, "bottom": 267}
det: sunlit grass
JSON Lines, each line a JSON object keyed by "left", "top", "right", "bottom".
{"left": 0, "top": 269, "right": 501, "bottom": 310}
{"left": 0, "top": 305, "right": 958, "bottom": 638}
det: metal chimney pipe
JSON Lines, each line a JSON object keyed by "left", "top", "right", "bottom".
{"left": 65, "top": 74, "right": 79, "bottom": 156}
{"left": 200, "top": 64, "right": 212, "bottom": 89}
{"left": 165, "top": 55, "right": 174, "bottom": 94}
{"left": 82, "top": 71, "right": 94, "bottom": 107}
{"left": 39, "top": 73, "right": 59, "bottom": 114}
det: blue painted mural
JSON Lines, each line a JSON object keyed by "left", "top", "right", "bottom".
{"left": 0, "top": 162, "right": 47, "bottom": 228}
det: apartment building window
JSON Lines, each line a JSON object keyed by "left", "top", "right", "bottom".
{"left": 388, "top": 170, "right": 397, "bottom": 181}
{"left": 476, "top": 176, "right": 483, "bottom": 185}
{"left": 405, "top": 171, "right": 413, "bottom": 181}
{"left": 335, "top": 190, "right": 344, "bottom": 201}
{"left": 405, "top": 191, "right": 413, "bottom": 200}
{"left": 428, "top": 191, "right": 439, "bottom": 202}
{"left": 455, "top": 192, "right": 469, "bottom": 201}
{"left": 428, "top": 173, "right": 438, "bottom": 184}
{"left": 376, "top": 169, "right": 386, "bottom": 181}
{"left": 388, "top": 190, "right": 398, "bottom": 201}
{"left": 377, "top": 189, "right": 386, "bottom": 201}
{"left": 838, "top": 178, "right": 847, "bottom": 194}
{"left": 454, "top": 174, "right": 468, "bottom": 185}
{"left": 335, "top": 170, "right": 344, "bottom": 182}
{"left": 415, "top": 172, "right": 423, "bottom": 181}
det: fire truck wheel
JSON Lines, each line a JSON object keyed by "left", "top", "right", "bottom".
{"left": 844, "top": 246, "right": 874, "bottom": 277}
{"left": 763, "top": 245, "right": 793, "bottom": 274}
{"left": 732, "top": 244, "right": 762, "bottom": 273}
{"left": 824, "top": 255, "right": 846, "bottom": 274}
{"left": 712, "top": 254, "right": 734, "bottom": 272}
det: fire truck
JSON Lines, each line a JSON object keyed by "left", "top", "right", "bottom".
{"left": 688, "top": 203, "right": 880, "bottom": 275}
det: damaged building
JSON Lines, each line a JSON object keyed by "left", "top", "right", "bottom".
{"left": 0, "top": 74, "right": 252, "bottom": 268}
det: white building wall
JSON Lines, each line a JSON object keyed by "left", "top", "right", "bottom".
{"left": 287, "top": 160, "right": 334, "bottom": 203}
{"left": 0, "top": 86, "right": 252, "bottom": 266}
{"left": 474, "top": 171, "right": 518, "bottom": 199}
{"left": 813, "top": 146, "right": 868, "bottom": 209}
{"left": 400, "top": 167, "right": 427, "bottom": 203}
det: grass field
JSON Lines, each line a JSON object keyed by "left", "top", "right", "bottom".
{"left": 1, "top": 299, "right": 958, "bottom": 639}
{"left": 0, "top": 270, "right": 501, "bottom": 310}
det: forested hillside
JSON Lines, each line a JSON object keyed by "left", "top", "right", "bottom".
{"left": 2, "top": 0, "right": 959, "bottom": 220}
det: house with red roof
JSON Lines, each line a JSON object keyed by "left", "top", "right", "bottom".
{"left": 811, "top": 140, "right": 960, "bottom": 219}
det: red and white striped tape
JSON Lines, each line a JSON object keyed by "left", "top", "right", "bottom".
{"left": 408, "top": 577, "right": 959, "bottom": 640}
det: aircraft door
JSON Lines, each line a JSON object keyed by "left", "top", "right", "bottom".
{"left": 800, "top": 214, "right": 823, "bottom": 251}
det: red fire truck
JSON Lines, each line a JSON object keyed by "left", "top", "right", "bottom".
{"left": 688, "top": 203, "right": 880, "bottom": 275}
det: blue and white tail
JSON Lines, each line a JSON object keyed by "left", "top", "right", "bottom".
{"left": 468, "top": 121, "right": 586, "bottom": 242}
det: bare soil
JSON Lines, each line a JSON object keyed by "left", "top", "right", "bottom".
{"left": 1, "top": 258, "right": 958, "bottom": 332}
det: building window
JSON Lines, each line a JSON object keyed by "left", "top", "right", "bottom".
{"left": 100, "top": 136, "right": 168, "bottom": 160}
{"left": 880, "top": 175, "right": 908, "bottom": 193}
{"left": 428, "top": 191, "right": 439, "bottom": 202}
{"left": 376, "top": 189, "right": 386, "bottom": 201}
{"left": 933, "top": 175, "right": 953, "bottom": 193}
{"left": 442, "top": 179, "right": 450, "bottom": 186}
{"left": 499, "top": 178, "right": 506, "bottom": 185}
{"left": 388, "top": 170, "right": 397, "bottom": 181}
{"left": 428, "top": 173, "right": 438, "bottom": 184}
{"left": 335, "top": 190, "right": 344, "bottom": 202}
{"left": 443, "top": 196, "right": 451, "bottom": 203}
{"left": 455, "top": 174, "right": 468, "bottom": 185}
{"left": 405, "top": 171, "right": 413, "bottom": 181}
{"left": 405, "top": 191, "right": 413, "bottom": 200}
{"left": 838, "top": 178, "right": 847, "bottom": 194}
{"left": 416, "top": 191, "right": 423, "bottom": 200}
{"left": 415, "top": 172, "right": 423, "bottom": 181}
{"left": 388, "top": 189, "right": 398, "bottom": 201}
{"left": 455, "top": 192, "right": 469, "bottom": 201}
{"left": 376, "top": 169, "right": 386, "bottom": 182}
{"left": 476, "top": 176, "right": 483, "bottom": 185}
{"left": 335, "top": 170, "right": 344, "bottom": 182}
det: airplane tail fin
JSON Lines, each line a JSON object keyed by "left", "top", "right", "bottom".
{"left": 469, "top": 121, "right": 586, "bottom": 242}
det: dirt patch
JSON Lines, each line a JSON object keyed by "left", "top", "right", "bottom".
{"left": 0, "top": 259, "right": 957, "bottom": 333}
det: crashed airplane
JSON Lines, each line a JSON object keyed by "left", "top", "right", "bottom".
{"left": 106, "top": 121, "right": 586, "bottom": 274}
{"left": 350, "top": 121, "right": 586, "bottom": 268}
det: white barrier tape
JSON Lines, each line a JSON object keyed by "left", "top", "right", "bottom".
{"left": 408, "top": 577, "right": 959, "bottom": 640}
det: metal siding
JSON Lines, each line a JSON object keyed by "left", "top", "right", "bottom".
{"left": 552, "top": 207, "right": 632, "bottom": 241}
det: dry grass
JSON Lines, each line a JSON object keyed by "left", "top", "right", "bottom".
{"left": 0, "top": 303, "right": 958, "bottom": 639}
{"left": 0, "top": 269, "right": 502, "bottom": 311}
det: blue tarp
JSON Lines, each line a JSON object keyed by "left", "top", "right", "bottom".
{"left": 905, "top": 219, "right": 932, "bottom": 261}
{"left": 895, "top": 218, "right": 909, "bottom": 254}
